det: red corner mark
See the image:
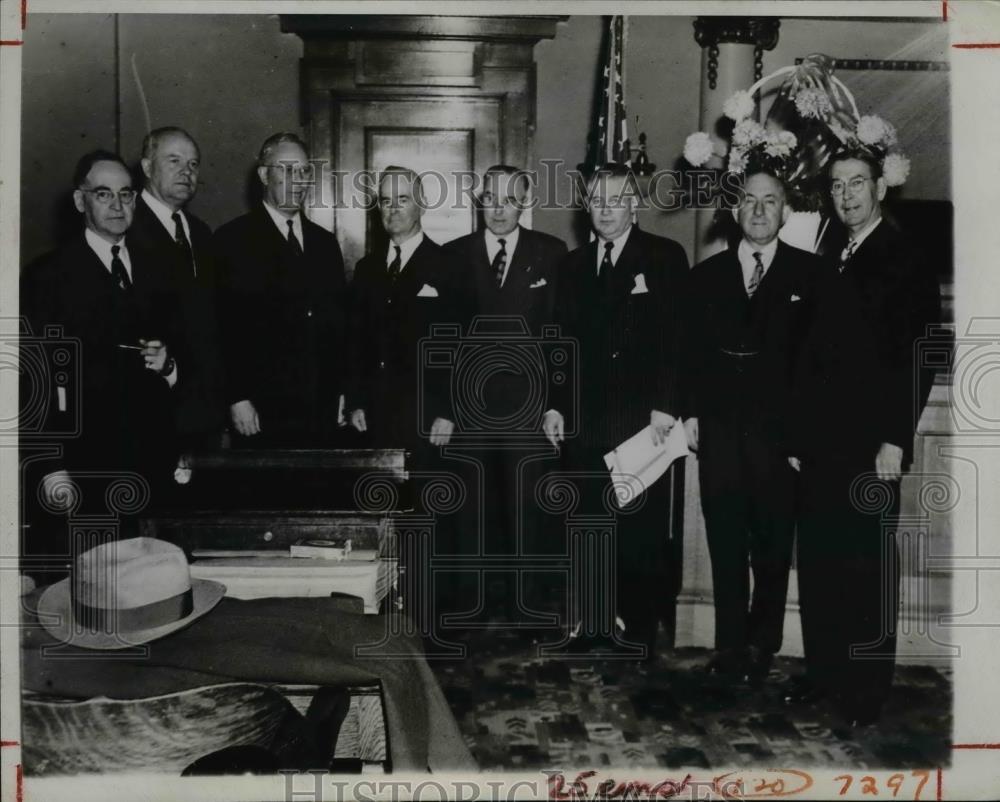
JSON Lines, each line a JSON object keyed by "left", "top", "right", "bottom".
{"left": 15, "top": 763, "right": 22, "bottom": 802}
{"left": 952, "top": 742, "right": 1000, "bottom": 748}
{"left": 936, "top": 767, "right": 942, "bottom": 801}
{"left": 0, "top": 0, "right": 28, "bottom": 44}
{"left": 943, "top": 0, "right": 947, "bottom": 21}
{"left": 0, "top": 741, "right": 18, "bottom": 747}
{"left": 953, "top": 43, "right": 1000, "bottom": 49}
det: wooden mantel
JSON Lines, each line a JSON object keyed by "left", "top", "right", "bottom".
{"left": 279, "top": 15, "right": 567, "bottom": 43}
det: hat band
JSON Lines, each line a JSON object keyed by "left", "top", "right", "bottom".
{"left": 72, "top": 588, "right": 194, "bottom": 634}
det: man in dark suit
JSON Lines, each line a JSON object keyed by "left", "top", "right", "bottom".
{"left": 129, "top": 127, "right": 224, "bottom": 454}
{"left": 788, "top": 149, "right": 940, "bottom": 725}
{"left": 347, "top": 166, "right": 464, "bottom": 642}
{"left": 22, "top": 151, "right": 181, "bottom": 519}
{"left": 346, "top": 166, "right": 461, "bottom": 451}
{"left": 683, "top": 169, "right": 829, "bottom": 684}
{"left": 214, "top": 133, "right": 348, "bottom": 447}
{"left": 544, "top": 163, "right": 689, "bottom": 656}
{"left": 444, "top": 165, "right": 567, "bottom": 627}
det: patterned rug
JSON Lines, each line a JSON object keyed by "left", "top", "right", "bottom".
{"left": 434, "top": 638, "right": 952, "bottom": 772}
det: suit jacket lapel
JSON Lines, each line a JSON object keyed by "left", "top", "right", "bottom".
{"left": 253, "top": 204, "right": 289, "bottom": 265}
{"left": 473, "top": 231, "right": 495, "bottom": 293}
{"left": 608, "top": 229, "right": 643, "bottom": 302}
{"left": 398, "top": 236, "right": 432, "bottom": 293}
{"left": 75, "top": 234, "right": 118, "bottom": 291}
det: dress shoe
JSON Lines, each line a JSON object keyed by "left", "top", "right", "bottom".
{"left": 742, "top": 646, "right": 774, "bottom": 686}
{"left": 781, "top": 675, "right": 828, "bottom": 706}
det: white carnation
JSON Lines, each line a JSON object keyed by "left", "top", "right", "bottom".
{"left": 732, "top": 119, "right": 765, "bottom": 148}
{"left": 794, "top": 88, "right": 833, "bottom": 119}
{"left": 727, "top": 148, "right": 749, "bottom": 174}
{"left": 857, "top": 115, "right": 891, "bottom": 146}
{"left": 683, "top": 132, "right": 715, "bottom": 166}
{"left": 764, "top": 130, "right": 797, "bottom": 158}
{"left": 723, "top": 90, "right": 755, "bottom": 122}
{"left": 882, "top": 152, "right": 910, "bottom": 187}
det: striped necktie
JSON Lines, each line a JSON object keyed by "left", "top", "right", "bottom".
{"left": 839, "top": 239, "right": 858, "bottom": 273}
{"left": 110, "top": 245, "right": 131, "bottom": 291}
{"left": 491, "top": 237, "right": 507, "bottom": 287}
{"left": 746, "top": 251, "right": 764, "bottom": 298}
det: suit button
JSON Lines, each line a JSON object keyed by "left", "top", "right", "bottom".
{"left": 611, "top": 351, "right": 620, "bottom": 360}
{"left": 379, "top": 361, "right": 385, "bottom": 369}
{"left": 387, "top": 298, "right": 393, "bottom": 305}
{"left": 307, "top": 309, "right": 313, "bottom": 317}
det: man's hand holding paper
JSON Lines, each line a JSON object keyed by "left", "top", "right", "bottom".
{"left": 604, "top": 417, "right": 690, "bottom": 508}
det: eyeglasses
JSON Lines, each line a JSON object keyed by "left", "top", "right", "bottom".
{"left": 80, "top": 188, "right": 137, "bottom": 205}
{"left": 829, "top": 176, "right": 872, "bottom": 197}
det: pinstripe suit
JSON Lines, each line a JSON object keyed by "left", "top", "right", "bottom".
{"left": 551, "top": 226, "right": 689, "bottom": 644}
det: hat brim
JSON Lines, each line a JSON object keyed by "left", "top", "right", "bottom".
{"left": 37, "top": 578, "right": 227, "bottom": 650}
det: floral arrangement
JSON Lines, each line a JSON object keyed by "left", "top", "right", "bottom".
{"left": 682, "top": 54, "right": 911, "bottom": 209}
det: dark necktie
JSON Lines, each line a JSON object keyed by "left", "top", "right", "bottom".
{"left": 172, "top": 212, "right": 195, "bottom": 277}
{"left": 598, "top": 241, "right": 614, "bottom": 285}
{"left": 839, "top": 239, "right": 858, "bottom": 273}
{"left": 286, "top": 219, "right": 303, "bottom": 258}
{"left": 110, "top": 245, "right": 131, "bottom": 291}
{"left": 491, "top": 237, "right": 508, "bottom": 288}
{"left": 387, "top": 245, "right": 402, "bottom": 281}
{"left": 747, "top": 250, "right": 765, "bottom": 298}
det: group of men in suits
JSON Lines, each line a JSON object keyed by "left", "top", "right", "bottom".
{"left": 22, "top": 128, "right": 938, "bottom": 726}
{"left": 683, "top": 153, "right": 939, "bottom": 727}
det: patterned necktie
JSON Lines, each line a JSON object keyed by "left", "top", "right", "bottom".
{"left": 839, "top": 239, "right": 858, "bottom": 273}
{"left": 492, "top": 237, "right": 507, "bottom": 288}
{"left": 286, "top": 219, "right": 303, "bottom": 258}
{"left": 387, "top": 245, "right": 402, "bottom": 281}
{"left": 110, "top": 245, "right": 131, "bottom": 291}
{"left": 172, "top": 212, "right": 196, "bottom": 277}
{"left": 598, "top": 241, "right": 614, "bottom": 284}
{"left": 747, "top": 250, "right": 765, "bottom": 298}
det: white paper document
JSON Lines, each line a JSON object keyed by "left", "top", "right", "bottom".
{"left": 603, "top": 421, "right": 690, "bottom": 508}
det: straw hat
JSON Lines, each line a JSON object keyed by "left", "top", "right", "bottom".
{"left": 38, "top": 537, "right": 226, "bottom": 649}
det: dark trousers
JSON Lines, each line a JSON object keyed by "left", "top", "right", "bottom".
{"left": 437, "top": 441, "right": 557, "bottom": 621}
{"left": 796, "top": 457, "right": 901, "bottom": 716}
{"left": 564, "top": 447, "right": 684, "bottom": 642}
{"left": 699, "top": 419, "right": 796, "bottom": 654}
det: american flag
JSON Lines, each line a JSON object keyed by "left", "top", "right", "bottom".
{"left": 596, "top": 15, "right": 630, "bottom": 167}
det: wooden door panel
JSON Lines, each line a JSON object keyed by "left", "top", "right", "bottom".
{"left": 333, "top": 96, "right": 501, "bottom": 270}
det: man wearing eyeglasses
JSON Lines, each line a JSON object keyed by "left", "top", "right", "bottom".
{"left": 214, "top": 132, "right": 347, "bottom": 447}
{"left": 787, "top": 150, "right": 940, "bottom": 726}
{"left": 21, "top": 150, "right": 181, "bottom": 518}
{"left": 683, "top": 169, "right": 828, "bottom": 686}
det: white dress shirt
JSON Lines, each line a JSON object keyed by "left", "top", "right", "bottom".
{"left": 842, "top": 216, "right": 882, "bottom": 262}
{"left": 595, "top": 224, "right": 633, "bottom": 275}
{"left": 737, "top": 237, "right": 779, "bottom": 292}
{"left": 85, "top": 228, "right": 133, "bottom": 281}
{"left": 263, "top": 201, "right": 304, "bottom": 249}
{"left": 386, "top": 230, "right": 424, "bottom": 272}
{"left": 141, "top": 189, "right": 197, "bottom": 276}
{"left": 484, "top": 226, "right": 520, "bottom": 287}
{"left": 86, "top": 228, "right": 177, "bottom": 386}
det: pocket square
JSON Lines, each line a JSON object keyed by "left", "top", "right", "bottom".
{"left": 790, "top": 294, "right": 802, "bottom": 302}
{"left": 529, "top": 277, "right": 548, "bottom": 289}
{"left": 416, "top": 284, "right": 439, "bottom": 298}
{"left": 631, "top": 273, "right": 649, "bottom": 295}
